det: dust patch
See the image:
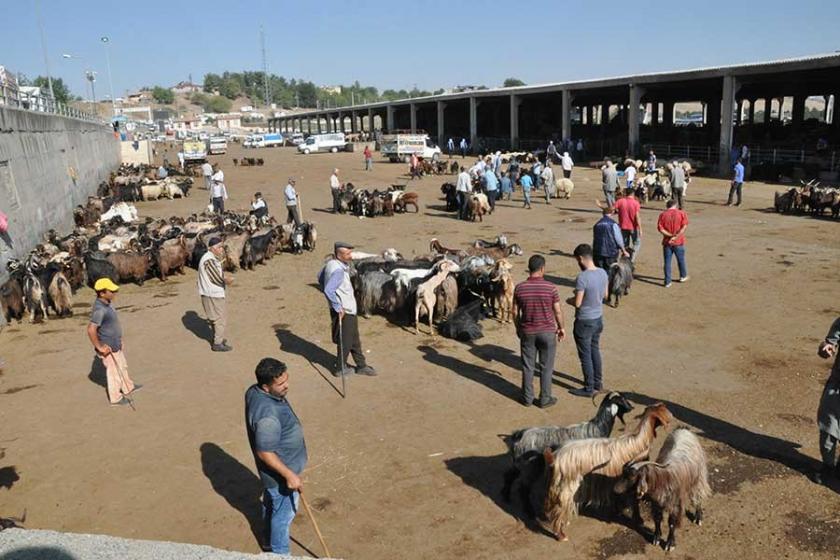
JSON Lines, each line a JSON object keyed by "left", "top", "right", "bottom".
{"left": 592, "top": 527, "right": 646, "bottom": 558}
{"left": 778, "top": 260, "right": 795, "bottom": 267}
{"left": 263, "top": 285, "right": 281, "bottom": 291}
{"left": 1, "top": 384, "right": 41, "bottom": 395}
{"left": 777, "top": 413, "right": 813, "bottom": 426}
{"left": 707, "top": 442, "right": 794, "bottom": 495}
{"left": 153, "top": 292, "right": 179, "bottom": 299}
{"left": 311, "top": 497, "right": 332, "bottom": 512}
{"left": 786, "top": 511, "right": 840, "bottom": 553}
{"left": 38, "top": 329, "right": 71, "bottom": 335}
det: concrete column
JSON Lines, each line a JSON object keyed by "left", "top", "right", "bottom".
{"left": 350, "top": 111, "right": 357, "bottom": 133}
{"left": 386, "top": 105, "right": 395, "bottom": 131}
{"left": 410, "top": 103, "right": 417, "bottom": 133}
{"left": 718, "top": 75, "right": 738, "bottom": 172}
{"left": 339, "top": 112, "right": 346, "bottom": 133}
{"left": 561, "top": 90, "right": 571, "bottom": 141}
{"left": 469, "top": 96, "right": 478, "bottom": 149}
{"left": 510, "top": 94, "right": 520, "bottom": 149}
{"left": 651, "top": 101, "right": 660, "bottom": 126}
{"left": 628, "top": 85, "right": 644, "bottom": 155}
{"left": 663, "top": 101, "right": 674, "bottom": 127}
{"left": 436, "top": 101, "right": 446, "bottom": 147}
{"left": 764, "top": 98, "right": 772, "bottom": 124}
{"left": 747, "top": 98, "right": 755, "bottom": 124}
{"left": 367, "top": 108, "right": 373, "bottom": 133}
{"left": 792, "top": 94, "right": 806, "bottom": 132}
{"left": 600, "top": 104, "right": 609, "bottom": 127}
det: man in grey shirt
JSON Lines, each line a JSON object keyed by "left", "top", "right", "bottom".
{"left": 601, "top": 159, "right": 618, "bottom": 207}
{"left": 670, "top": 162, "right": 686, "bottom": 209}
{"left": 569, "top": 244, "right": 608, "bottom": 397}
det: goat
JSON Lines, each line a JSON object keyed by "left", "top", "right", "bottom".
{"left": 154, "top": 236, "right": 189, "bottom": 281}
{"left": 244, "top": 229, "right": 277, "bottom": 269}
{"left": 395, "top": 191, "right": 419, "bottom": 213}
{"left": 438, "top": 299, "right": 485, "bottom": 341}
{"left": 351, "top": 248, "right": 403, "bottom": 262}
{"left": 355, "top": 270, "right": 399, "bottom": 318}
{"left": 440, "top": 183, "right": 459, "bottom": 211}
{"left": 84, "top": 252, "right": 119, "bottom": 288}
{"left": 434, "top": 275, "right": 458, "bottom": 320}
{"left": 502, "top": 391, "right": 635, "bottom": 517}
{"left": 415, "top": 260, "right": 459, "bottom": 335}
{"left": 489, "top": 259, "right": 514, "bottom": 322}
{"left": 429, "top": 238, "right": 468, "bottom": 260}
{"left": 542, "top": 403, "right": 673, "bottom": 541}
{"left": 472, "top": 235, "right": 508, "bottom": 249}
{"left": 607, "top": 256, "right": 634, "bottom": 308}
{"left": 1, "top": 262, "right": 26, "bottom": 324}
{"left": 467, "top": 243, "right": 523, "bottom": 260}
{"left": 107, "top": 250, "right": 152, "bottom": 286}
{"left": 47, "top": 265, "right": 73, "bottom": 317}
{"left": 23, "top": 269, "right": 48, "bottom": 323}
{"left": 470, "top": 193, "right": 490, "bottom": 221}
{"left": 613, "top": 428, "right": 711, "bottom": 552}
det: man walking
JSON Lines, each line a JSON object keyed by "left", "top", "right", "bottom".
{"left": 319, "top": 242, "right": 377, "bottom": 377}
{"left": 646, "top": 149, "right": 657, "bottom": 175}
{"left": 615, "top": 188, "right": 642, "bottom": 261}
{"left": 87, "top": 278, "right": 140, "bottom": 406}
{"left": 199, "top": 237, "right": 233, "bottom": 352}
{"left": 669, "top": 161, "right": 686, "bottom": 210}
{"left": 592, "top": 206, "right": 628, "bottom": 270}
{"left": 657, "top": 199, "right": 689, "bottom": 287}
{"left": 624, "top": 161, "right": 637, "bottom": 190}
{"left": 447, "top": 137, "right": 455, "bottom": 157}
{"left": 330, "top": 168, "right": 342, "bottom": 213}
{"left": 245, "top": 358, "right": 307, "bottom": 555}
{"left": 459, "top": 137, "right": 468, "bottom": 158}
{"left": 512, "top": 255, "right": 566, "bottom": 408}
{"left": 546, "top": 140, "right": 559, "bottom": 164}
{"left": 211, "top": 164, "right": 227, "bottom": 213}
{"left": 569, "top": 244, "right": 608, "bottom": 398}
{"left": 500, "top": 171, "right": 513, "bottom": 201}
{"left": 483, "top": 167, "right": 498, "bottom": 212}
{"left": 363, "top": 145, "right": 373, "bottom": 171}
{"left": 201, "top": 161, "right": 213, "bottom": 191}
{"left": 601, "top": 159, "right": 618, "bottom": 207}
{"left": 519, "top": 171, "right": 533, "bottom": 209}
{"left": 541, "top": 161, "right": 555, "bottom": 204}
{"left": 560, "top": 151, "right": 574, "bottom": 178}
{"left": 456, "top": 166, "right": 473, "bottom": 220}
{"left": 815, "top": 317, "right": 840, "bottom": 485}
{"left": 727, "top": 157, "right": 745, "bottom": 207}
{"left": 284, "top": 178, "right": 301, "bottom": 227}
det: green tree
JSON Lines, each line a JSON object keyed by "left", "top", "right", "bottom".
{"left": 31, "top": 76, "right": 71, "bottom": 104}
{"left": 296, "top": 82, "right": 318, "bottom": 107}
{"left": 503, "top": 78, "right": 526, "bottom": 87}
{"left": 218, "top": 78, "right": 241, "bottom": 99}
{"left": 204, "top": 95, "right": 232, "bottom": 113}
{"left": 203, "top": 73, "right": 222, "bottom": 93}
{"left": 152, "top": 86, "right": 174, "bottom": 104}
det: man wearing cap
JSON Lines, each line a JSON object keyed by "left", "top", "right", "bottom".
{"left": 199, "top": 237, "right": 233, "bottom": 352}
{"left": 87, "top": 278, "right": 141, "bottom": 406}
{"left": 318, "top": 242, "right": 376, "bottom": 377}
{"left": 284, "top": 178, "right": 301, "bottom": 227}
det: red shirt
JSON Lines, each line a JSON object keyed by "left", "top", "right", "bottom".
{"left": 657, "top": 208, "right": 689, "bottom": 246}
{"left": 363, "top": 147, "right": 371, "bottom": 158}
{"left": 514, "top": 277, "right": 560, "bottom": 334}
{"left": 615, "top": 197, "right": 640, "bottom": 231}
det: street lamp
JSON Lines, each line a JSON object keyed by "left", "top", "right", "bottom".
{"left": 100, "top": 36, "right": 116, "bottom": 116}
{"left": 62, "top": 53, "right": 96, "bottom": 115}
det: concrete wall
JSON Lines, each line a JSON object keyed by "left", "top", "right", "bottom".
{"left": 121, "top": 139, "right": 152, "bottom": 165}
{"left": 0, "top": 107, "right": 119, "bottom": 281}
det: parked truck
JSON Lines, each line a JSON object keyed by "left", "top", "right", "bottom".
{"left": 182, "top": 139, "right": 207, "bottom": 164}
{"left": 380, "top": 131, "right": 441, "bottom": 163}
{"left": 250, "top": 132, "right": 284, "bottom": 148}
{"left": 208, "top": 136, "right": 227, "bottom": 155}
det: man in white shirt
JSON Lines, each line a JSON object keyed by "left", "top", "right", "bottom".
{"left": 541, "top": 162, "right": 555, "bottom": 204}
{"left": 625, "top": 162, "right": 637, "bottom": 190}
{"left": 251, "top": 191, "right": 268, "bottom": 220}
{"left": 177, "top": 151, "right": 185, "bottom": 170}
{"left": 561, "top": 152, "right": 574, "bottom": 178}
{"left": 201, "top": 161, "right": 213, "bottom": 191}
{"left": 198, "top": 237, "right": 233, "bottom": 352}
{"left": 211, "top": 164, "right": 228, "bottom": 213}
{"left": 456, "top": 166, "right": 473, "bottom": 220}
{"left": 285, "top": 178, "right": 301, "bottom": 226}
{"left": 330, "top": 168, "right": 342, "bottom": 213}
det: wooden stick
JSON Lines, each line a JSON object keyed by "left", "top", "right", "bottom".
{"left": 300, "top": 491, "right": 331, "bottom": 558}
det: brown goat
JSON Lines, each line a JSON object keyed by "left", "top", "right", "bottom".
{"left": 222, "top": 231, "right": 251, "bottom": 271}
{"left": 1, "top": 276, "right": 25, "bottom": 324}
{"left": 429, "top": 238, "right": 468, "bottom": 259}
{"left": 155, "top": 236, "right": 189, "bottom": 281}
{"left": 434, "top": 275, "right": 458, "bottom": 320}
{"left": 48, "top": 271, "right": 73, "bottom": 317}
{"left": 106, "top": 251, "right": 152, "bottom": 286}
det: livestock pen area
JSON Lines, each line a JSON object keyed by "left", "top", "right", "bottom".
{"left": 1, "top": 145, "right": 839, "bottom": 559}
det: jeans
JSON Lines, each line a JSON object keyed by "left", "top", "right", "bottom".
{"left": 603, "top": 188, "right": 616, "bottom": 207}
{"left": 457, "top": 191, "right": 470, "bottom": 219}
{"left": 263, "top": 487, "right": 299, "bottom": 554}
{"left": 563, "top": 169, "right": 572, "bottom": 179}
{"left": 523, "top": 188, "right": 531, "bottom": 207}
{"left": 212, "top": 197, "right": 225, "bottom": 214}
{"left": 621, "top": 229, "right": 641, "bottom": 262}
{"left": 365, "top": 157, "right": 373, "bottom": 171}
{"left": 727, "top": 182, "right": 742, "bottom": 205}
{"left": 520, "top": 331, "right": 557, "bottom": 404}
{"left": 673, "top": 187, "right": 685, "bottom": 209}
{"left": 663, "top": 244, "right": 687, "bottom": 284}
{"left": 574, "top": 317, "right": 603, "bottom": 391}
{"left": 487, "top": 190, "right": 497, "bottom": 212}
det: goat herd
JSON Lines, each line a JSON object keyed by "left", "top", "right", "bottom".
{"left": 0, "top": 165, "right": 317, "bottom": 326}
{"left": 504, "top": 392, "right": 709, "bottom": 551}
{"left": 332, "top": 183, "right": 421, "bottom": 218}
{"left": 774, "top": 179, "right": 840, "bottom": 218}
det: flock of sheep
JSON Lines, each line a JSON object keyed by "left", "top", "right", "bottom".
{"left": 774, "top": 179, "right": 840, "bottom": 218}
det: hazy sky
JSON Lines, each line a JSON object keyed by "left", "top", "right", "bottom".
{"left": 3, "top": 0, "right": 840, "bottom": 100}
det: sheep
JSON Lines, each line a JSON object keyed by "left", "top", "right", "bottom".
{"left": 613, "top": 428, "right": 711, "bottom": 552}
{"left": 415, "top": 260, "right": 460, "bottom": 335}
{"left": 542, "top": 403, "right": 673, "bottom": 542}
{"left": 555, "top": 177, "right": 575, "bottom": 199}
{"left": 502, "top": 391, "right": 635, "bottom": 517}
{"left": 470, "top": 193, "right": 491, "bottom": 221}
{"left": 607, "top": 255, "right": 634, "bottom": 308}
{"left": 140, "top": 183, "right": 165, "bottom": 201}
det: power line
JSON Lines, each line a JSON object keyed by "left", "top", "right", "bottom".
{"left": 260, "top": 25, "right": 270, "bottom": 108}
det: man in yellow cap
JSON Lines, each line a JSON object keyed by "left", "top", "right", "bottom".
{"left": 87, "top": 278, "right": 141, "bottom": 406}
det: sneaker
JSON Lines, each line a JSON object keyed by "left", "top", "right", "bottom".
{"left": 520, "top": 396, "right": 534, "bottom": 407}
{"left": 110, "top": 398, "right": 130, "bottom": 407}
{"left": 568, "top": 387, "right": 595, "bottom": 398}
{"left": 332, "top": 366, "right": 354, "bottom": 377}
{"left": 538, "top": 396, "right": 558, "bottom": 409}
{"left": 355, "top": 365, "right": 378, "bottom": 376}
{"left": 678, "top": 276, "right": 690, "bottom": 283}
{"left": 211, "top": 343, "right": 232, "bottom": 352}
{"left": 664, "top": 282, "right": 672, "bottom": 288}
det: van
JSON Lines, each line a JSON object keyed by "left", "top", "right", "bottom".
{"left": 297, "top": 132, "right": 346, "bottom": 154}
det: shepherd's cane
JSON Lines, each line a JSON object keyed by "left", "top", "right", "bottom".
{"left": 300, "top": 490, "right": 331, "bottom": 557}
{"left": 338, "top": 314, "right": 346, "bottom": 399}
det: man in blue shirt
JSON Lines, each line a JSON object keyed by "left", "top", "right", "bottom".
{"left": 727, "top": 158, "right": 746, "bottom": 207}
{"left": 245, "top": 358, "right": 307, "bottom": 554}
{"left": 592, "top": 206, "right": 629, "bottom": 270}
{"left": 483, "top": 168, "right": 499, "bottom": 212}
{"left": 519, "top": 172, "right": 533, "bottom": 209}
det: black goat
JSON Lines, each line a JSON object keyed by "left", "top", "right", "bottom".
{"left": 608, "top": 256, "right": 634, "bottom": 307}
{"left": 438, "top": 299, "right": 485, "bottom": 341}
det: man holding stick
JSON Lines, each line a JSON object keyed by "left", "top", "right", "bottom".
{"left": 87, "top": 278, "right": 141, "bottom": 406}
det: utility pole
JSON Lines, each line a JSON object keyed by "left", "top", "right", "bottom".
{"left": 260, "top": 25, "right": 270, "bottom": 108}
{"left": 34, "top": 0, "right": 55, "bottom": 103}
{"left": 101, "top": 36, "right": 115, "bottom": 116}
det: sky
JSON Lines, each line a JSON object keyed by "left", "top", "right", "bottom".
{"left": 3, "top": 0, "right": 840, "bottom": 101}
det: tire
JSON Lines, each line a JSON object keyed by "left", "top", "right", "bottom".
{"left": 331, "top": 146, "right": 338, "bottom": 153}
{"left": 304, "top": 148, "right": 310, "bottom": 155}
{"left": 432, "top": 152, "right": 440, "bottom": 162}
{"left": 403, "top": 155, "right": 411, "bottom": 164}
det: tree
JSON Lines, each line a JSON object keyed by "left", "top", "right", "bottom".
{"left": 152, "top": 86, "right": 174, "bottom": 104}
{"left": 218, "top": 78, "right": 241, "bottom": 99}
{"left": 204, "top": 95, "right": 232, "bottom": 113}
{"left": 503, "top": 78, "right": 526, "bottom": 87}
{"left": 31, "top": 76, "right": 71, "bottom": 104}
{"left": 203, "top": 73, "right": 222, "bottom": 93}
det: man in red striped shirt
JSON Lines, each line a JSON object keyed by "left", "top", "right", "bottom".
{"left": 512, "top": 255, "right": 567, "bottom": 408}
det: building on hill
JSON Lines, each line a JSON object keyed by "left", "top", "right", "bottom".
{"left": 171, "top": 81, "right": 201, "bottom": 94}
{"left": 215, "top": 113, "right": 242, "bottom": 130}
{"left": 173, "top": 116, "right": 200, "bottom": 132}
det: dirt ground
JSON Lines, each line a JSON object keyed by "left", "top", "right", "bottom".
{"left": 1, "top": 143, "right": 839, "bottom": 560}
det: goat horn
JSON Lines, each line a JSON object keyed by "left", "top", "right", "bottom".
{"left": 590, "top": 389, "right": 609, "bottom": 407}
{"left": 651, "top": 462, "right": 668, "bottom": 469}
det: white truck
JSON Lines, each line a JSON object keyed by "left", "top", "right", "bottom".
{"left": 297, "top": 132, "right": 346, "bottom": 154}
{"left": 208, "top": 136, "right": 227, "bottom": 155}
{"left": 381, "top": 132, "right": 441, "bottom": 163}
{"left": 250, "top": 133, "right": 284, "bottom": 148}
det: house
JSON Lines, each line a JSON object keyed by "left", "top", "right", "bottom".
{"left": 320, "top": 85, "right": 342, "bottom": 95}
{"left": 126, "top": 91, "right": 151, "bottom": 104}
{"left": 171, "top": 81, "right": 201, "bottom": 94}
{"left": 215, "top": 113, "right": 242, "bottom": 130}
{"left": 172, "top": 116, "right": 201, "bottom": 132}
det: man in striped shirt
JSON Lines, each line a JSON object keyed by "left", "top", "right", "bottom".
{"left": 512, "top": 255, "right": 566, "bottom": 408}
{"left": 198, "top": 237, "right": 233, "bottom": 352}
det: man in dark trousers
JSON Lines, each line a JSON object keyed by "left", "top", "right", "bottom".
{"left": 245, "top": 358, "right": 307, "bottom": 554}
{"left": 319, "top": 242, "right": 377, "bottom": 377}
{"left": 815, "top": 317, "right": 840, "bottom": 485}
{"left": 569, "top": 244, "right": 608, "bottom": 398}
{"left": 592, "top": 205, "right": 629, "bottom": 270}
{"left": 512, "top": 255, "right": 566, "bottom": 408}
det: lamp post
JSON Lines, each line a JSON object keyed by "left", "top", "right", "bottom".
{"left": 101, "top": 36, "right": 116, "bottom": 117}
{"left": 62, "top": 53, "right": 96, "bottom": 116}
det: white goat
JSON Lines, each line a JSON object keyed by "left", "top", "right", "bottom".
{"left": 415, "top": 260, "right": 459, "bottom": 335}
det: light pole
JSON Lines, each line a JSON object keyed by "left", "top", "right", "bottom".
{"left": 100, "top": 36, "right": 116, "bottom": 116}
{"left": 62, "top": 53, "right": 96, "bottom": 115}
